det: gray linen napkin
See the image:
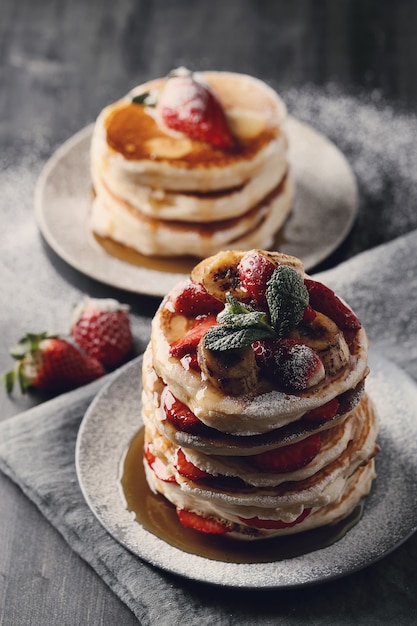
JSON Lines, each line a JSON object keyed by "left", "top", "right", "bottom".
{"left": 0, "top": 230, "right": 416, "bottom": 626}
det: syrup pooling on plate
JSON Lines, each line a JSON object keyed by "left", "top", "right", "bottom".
{"left": 119, "top": 427, "right": 366, "bottom": 563}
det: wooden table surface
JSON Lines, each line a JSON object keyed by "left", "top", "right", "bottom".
{"left": 1, "top": 1, "right": 417, "bottom": 624}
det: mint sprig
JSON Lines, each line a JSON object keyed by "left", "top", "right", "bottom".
{"left": 204, "top": 294, "right": 275, "bottom": 350}
{"left": 131, "top": 90, "right": 158, "bottom": 107}
{"left": 266, "top": 265, "right": 309, "bottom": 337}
{"left": 203, "top": 266, "right": 309, "bottom": 351}
{"left": 216, "top": 294, "right": 272, "bottom": 330}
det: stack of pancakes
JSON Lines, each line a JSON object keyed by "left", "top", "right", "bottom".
{"left": 141, "top": 249, "right": 379, "bottom": 540}
{"left": 90, "top": 71, "right": 292, "bottom": 259}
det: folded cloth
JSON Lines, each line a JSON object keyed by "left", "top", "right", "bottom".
{"left": 0, "top": 230, "right": 416, "bottom": 625}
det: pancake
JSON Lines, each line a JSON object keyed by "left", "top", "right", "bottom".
{"left": 91, "top": 170, "right": 293, "bottom": 258}
{"left": 141, "top": 249, "right": 379, "bottom": 540}
{"left": 90, "top": 70, "right": 292, "bottom": 259}
{"left": 143, "top": 398, "right": 378, "bottom": 538}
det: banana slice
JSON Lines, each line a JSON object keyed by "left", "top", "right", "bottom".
{"left": 197, "top": 340, "right": 259, "bottom": 396}
{"left": 290, "top": 312, "right": 350, "bottom": 375}
{"left": 191, "top": 249, "right": 304, "bottom": 302}
{"left": 261, "top": 250, "right": 304, "bottom": 277}
{"left": 191, "top": 250, "right": 248, "bottom": 301}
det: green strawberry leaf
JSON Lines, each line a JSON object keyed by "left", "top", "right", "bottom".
{"left": 3, "top": 369, "right": 15, "bottom": 394}
{"left": 266, "top": 266, "right": 309, "bottom": 337}
{"left": 9, "top": 331, "right": 52, "bottom": 359}
{"left": 17, "top": 366, "right": 30, "bottom": 394}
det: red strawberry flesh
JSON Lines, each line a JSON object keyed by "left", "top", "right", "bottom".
{"left": 302, "top": 304, "right": 317, "bottom": 323}
{"left": 171, "top": 281, "right": 223, "bottom": 317}
{"left": 304, "top": 279, "right": 361, "bottom": 331}
{"left": 163, "top": 389, "right": 203, "bottom": 434}
{"left": 250, "top": 433, "right": 321, "bottom": 473}
{"left": 303, "top": 397, "right": 340, "bottom": 422}
{"left": 169, "top": 314, "right": 217, "bottom": 359}
{"left": 144, "top": 443, "right": 176, "bottom": 483}
{"left": 157, "top": 73, "right": 234, "bottom": 148}
{"left": 176, "top": 507, "right": 230, "bottom": 534}
{"left": 238, "top": 251, "right": 276, "bottom": 305}
{"left": 174, "top": 448, "right": 212, "bottom": 481}
{"left": 253, "top": 338, "right": 325, "bottom": 390}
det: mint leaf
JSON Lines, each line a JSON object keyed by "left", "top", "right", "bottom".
{"left": 266, "top": 266, "right": 309, "bottom": 337}
{"left": 217, "top": 293, "right": 272, "bottom": 329}
{"left": 203, "top": 293, "right": 275, "bottom": 351}
{"left": 132, "top": 90, "right": 158, "bottom": 106}
{"left": 202, "top": 268, "right": 309, "bottom": 352}
{"left": 204, "top": 325, "right": 273, "bottom": 351}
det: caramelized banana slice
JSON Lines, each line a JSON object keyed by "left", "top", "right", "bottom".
{"left": 197, "top": 340, "right": 259, "bottom": 396}
{"left": 290, "top": 312, "right": 350, "bottom": 375}
{"left": 191, "top": 250, "right": 247, "bottom": 302}
{"left": 191, "top": 249, "right": 304, "bottom": 302}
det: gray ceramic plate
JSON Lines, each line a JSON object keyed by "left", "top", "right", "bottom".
{"left": 75, "top": 351, "right": 417, "bottom": 588}
{"left": 36, "top": 119, "right": 357, "bottom": 297}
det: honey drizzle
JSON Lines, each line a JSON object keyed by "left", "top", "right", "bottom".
{"left": 119, "top": 428, "right": 365, "bottom": 564}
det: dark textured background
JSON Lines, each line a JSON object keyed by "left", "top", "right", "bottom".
{"left": 1, "top": 1, "right": 417, "bottom": 623}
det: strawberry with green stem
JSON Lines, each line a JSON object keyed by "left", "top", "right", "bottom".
{"left": 133, "top": 67, "right": 235, "bottom": 149}
{"left": 3, "top": 332, "right": 105, "bottom": 395}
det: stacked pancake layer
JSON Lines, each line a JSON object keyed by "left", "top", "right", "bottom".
{"left": 90, "top": 71, "right": 292, "bottom": 258}
{"left": 142, "top": 249, "right": 379, "bottom": 540}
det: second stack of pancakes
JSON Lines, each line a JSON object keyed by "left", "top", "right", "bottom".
{"left": 90, "top": 71, "right": 292, "bottom": 258}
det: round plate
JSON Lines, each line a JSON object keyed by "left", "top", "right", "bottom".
{"left": 75, "top": 352, "right": 417, "bottom": 588}
{"left": 36, "top": 119, "right": 357, "bottom": 297}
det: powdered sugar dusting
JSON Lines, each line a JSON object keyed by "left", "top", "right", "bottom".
{"left": 284, "top": 85, "right": 417, "bottom": 254}
{"left": 274, "top": 85, "right": 417, "bottom": 382}
{"left": 76, "top": 353, "right": 417, "bottom": 588}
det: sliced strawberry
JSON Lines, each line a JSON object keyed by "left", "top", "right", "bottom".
{"left": 252, "top": 338, "right": 325, "bottom": 390}
{"left": 163, "top": 389, "right": 203, "bottom": 434}
{"left": 250, "top": 434, "right": 321, "bottom": 473}
{"left": 169, "top": 314, "right": 218, "bottom": 359}
{"left": 171, "top": 281, "right": 223, "bottom": 317}
{"left": 144, "top": 443, "right": 176, "bottom": 483}
{"left": 238, "top": 251, "right": 276, "bottom": 305}
{"left": 4, "top": 332, "right": 105, "bottom": 395}
{"left": 179, "top": 352, "right": 200, "bottom": 372}
{"left": 304, "top": 279, "right": 361, "bottom": 332}
{"left": 176, "top": 507, "right": 230, "bottom": 534}
{"left": 303, "top": 398, "right": 340, "bottom": 422}
{"left": 302, "top": 304, "right": 317, "bottom": 323}
{"left": 71, "top": 297, "right": 133, "bottom": 368}
{"left": 239, "top": 508, "right": 312, "bottom": 530}
{"left": 157, "top": 71, "right": 234, "bottom": 148}
{"left": 174, "top": 448, "right": 212, "bottom": 480}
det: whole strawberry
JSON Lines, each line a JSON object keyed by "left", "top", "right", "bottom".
{"left": 3, "top": 332, "right": 105, "bottom": 395}
{"left": 156, "top": 68, "right": 234, "bottom": 148}
{"left": 71, "top": 298, "right": 133, "bottom": 369}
